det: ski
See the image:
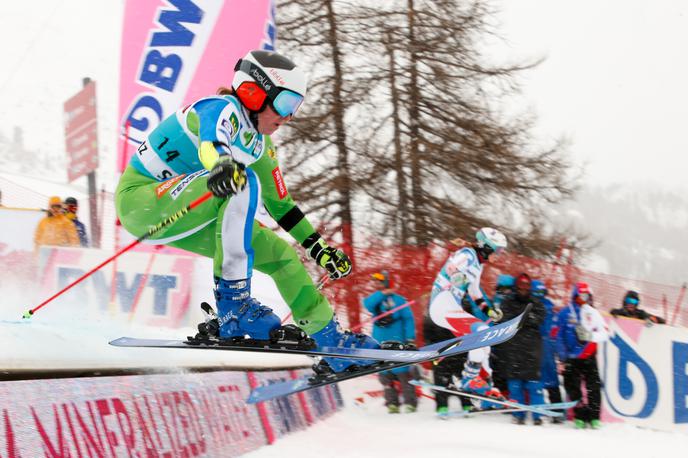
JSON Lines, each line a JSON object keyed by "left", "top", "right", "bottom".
{"left": 446, "top": 407, "right": 523, "bottom": 417}
{"left": 446, "top": 399, "right": 577, "bottom": 418}
{"left": 410, "top": 380, "right": 568, "bottom": 417}
{"left": 246, "top": 306, "right": 529, "bottom": 404}
{"left": 109, "top": 336, "right": 438, "bottom": 363}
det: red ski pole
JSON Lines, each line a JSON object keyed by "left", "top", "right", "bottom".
{"left": 22, "top": 191, "right": 214, "bottom": 319}
{"left": 350, "top": 297, "right": 422, "bottom": 333}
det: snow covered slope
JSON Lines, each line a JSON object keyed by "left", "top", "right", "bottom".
{"left": 244, "top": 375, "right": 687, "bottom": 458}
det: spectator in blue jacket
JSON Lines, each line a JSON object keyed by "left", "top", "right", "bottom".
{"left": 362, "top": 270, "right": 417, "bottom": 413}
{"left": 532, "top": 279, "right": 564, "bottom": 423}
{"left": 64, "top": 197, "right": 89, "bottom": 247}
{"left": 555, "top": 282, "right": 607, "bottom": 429}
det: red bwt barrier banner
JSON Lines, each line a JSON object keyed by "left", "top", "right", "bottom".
{"left": 0, "top": 370, "right": 340, "bottom": 457}
{"left": 37, "top": 247, "right": 196, "bottom": 327}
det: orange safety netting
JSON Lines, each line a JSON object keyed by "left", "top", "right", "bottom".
{"left": 321, "top": 239, "right": 687, "bottom": 341}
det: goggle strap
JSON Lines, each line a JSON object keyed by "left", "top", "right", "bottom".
{"left": 238, "top": 60, "right": 280, "bottom": 100}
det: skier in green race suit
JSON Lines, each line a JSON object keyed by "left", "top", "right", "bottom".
{"left": 116, "top": 49, "right": 378, "bottom": 372}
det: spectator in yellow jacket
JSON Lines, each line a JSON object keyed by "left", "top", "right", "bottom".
{"left": 34, "top": 196, "right": 80, "bottom": 251}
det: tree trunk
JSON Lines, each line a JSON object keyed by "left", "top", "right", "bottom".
{"left": 324, "top": 0, "right": 358, "bottom": 327}
{"left": 386, "top": 30, "right": 409, "bottom": 245}
{"left": 406, "top": 0, "right": 427, "bottom": 245}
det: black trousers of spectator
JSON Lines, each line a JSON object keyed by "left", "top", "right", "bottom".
{"left": 563, "top": 357, "right": 601, "bottom": 422}
{"left": 489, "top": 349, "right": 509, "bottom": 394}
{"left": 432, "top": 353, "right": 471, "bottom": 410}
{"left": 546, "top": 385, "right": 564, "bottom": 418}
{"left": 379, "top": 370, "right": 418, "bottom": 408}
{"left": 547, "top": 386, "right": 563, "bottom": 404}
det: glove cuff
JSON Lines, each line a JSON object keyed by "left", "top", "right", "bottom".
{"left": 302, "top": 232, "right": 327, "bottom": 260}
{"left": 301, "top": 232, "right": 321, "bottom": 249}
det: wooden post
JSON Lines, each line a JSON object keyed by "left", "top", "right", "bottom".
{"left": 83, "top": 77, "right": 100, "bottom": 248}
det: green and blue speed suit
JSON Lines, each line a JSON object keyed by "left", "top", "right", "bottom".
{"left": 115, "top": 95, "right": 333, "bottom": 334}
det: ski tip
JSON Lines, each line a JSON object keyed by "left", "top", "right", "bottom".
{"left": 517, "top": 304, "right": 533, "bottom": 330}
{"left": 246, "top": 392, "right": 262, "bottom": 404}
{"left": 108, "top": 337, "right": 131, "bottom": 346}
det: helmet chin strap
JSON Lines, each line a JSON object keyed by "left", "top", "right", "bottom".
{"left": 474, "top": 244, "right": 490, "bottom": 263}
{"left": 249, "top": 110, "right": 260, "bottom": 130}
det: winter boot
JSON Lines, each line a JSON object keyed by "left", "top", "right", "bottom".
{"left": 458, "top": 362, "right": 487, "bottom": 391}
{"left": 589, "top": 419, "right": 602, "bottom": 429}
{"left": 436, "top": 406, "right": 449, "bottom": 420}
{"left": 214, "top": 278, "right": 281, "bottom": 340}
{"left": 456, "top": 362, "right": 503, "bottom": 409}
{"left": 310, "top": 318, "right": 380, "bottom": 373}
{"left": 574, "top": 419, "right": 586, "bottom": 429}
{"left": 387, "top": 405, "right": 400, "bottom": 414}
{"left": 404, "top": 404, "right": 417, "bottom": 413}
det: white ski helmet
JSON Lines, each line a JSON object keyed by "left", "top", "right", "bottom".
{"left": 475, "top": 227, "right": 507, "bottom": 257}
{"left": 232, "top": 50, "right": 307, "bottom": 117}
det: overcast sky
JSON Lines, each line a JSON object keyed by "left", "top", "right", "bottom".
{"left": 1, "top": 0, "right": 687, "bottom": 192}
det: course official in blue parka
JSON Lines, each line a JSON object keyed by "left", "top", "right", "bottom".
{"left": 532, "top": 280, "right": 559, "bottom": 390}
{"left": 362, "top": 271, "right": 418, "bottom": 413}
{"left": 554, "top": 281, "right": 605, "bottom": 429}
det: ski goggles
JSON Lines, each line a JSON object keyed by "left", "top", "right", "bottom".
{"left": 625, "top": 297, "right": 639, "bottom": 305}
{"left": 577, "top": 292, "right": 591, "bottom": 303}
{"left": 235, "top": 60, "right": 304, "bottom": 117}
{"left": 372, "top": 272, "right": 390, "bottom": 288}
{"left": 483, "top": 243, "right": 506, "bottom": 256}
{"left": 532, "top": 286, "right": 548, "bottom": 297}
{"left": 236, "top": 81, "right": 304, "bottom": 117}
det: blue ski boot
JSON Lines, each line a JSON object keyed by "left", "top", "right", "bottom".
{"left": 214, "top": 278, "right": 281, "bottom": 340}
{"left": 455, "top": 362, "right": 506, "bottom": 409}
{"left": 310, "top": 318, "right": 380, "bottom": 373}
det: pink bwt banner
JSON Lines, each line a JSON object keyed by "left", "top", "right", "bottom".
{"left": 0, "top": 370, "right": 340, "bottom": 457}
{"left": 118, "top": 0, "right": 276, "bottom": 171}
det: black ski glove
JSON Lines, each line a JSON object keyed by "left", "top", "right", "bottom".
{"left": 207, "top": 156, "right": 247, "bottom": 198}
{"left": 476, "top": 298, "right": 503, "bottom": 322}
{"left": 302, "top": 233, "right": 352, "bottom": 280}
